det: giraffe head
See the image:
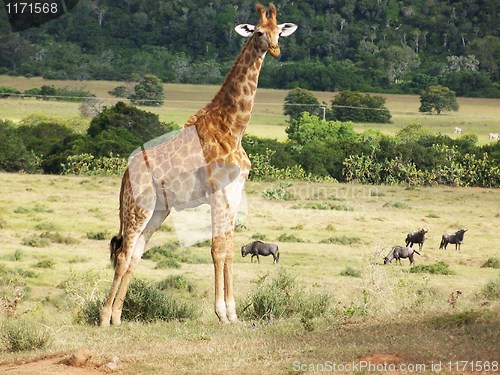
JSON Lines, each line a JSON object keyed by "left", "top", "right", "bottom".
{"left": 234, "top": 3, "right": 297, "bottom": 58}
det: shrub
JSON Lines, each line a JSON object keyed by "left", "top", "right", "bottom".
{"left": 40, "top": 231, "right": 79, "bottom": 245}
{"left": 277, "top": 233, "right": 304, "bottom": 243}
{"left": 340, "top": 267, "right": 361, "bottom": 277}
{"left": 9, "top": 250, "right": 23, "bottom": 262}
{"left": 240, "top": 269, "right": 331, "bottom": 322}
{"left": 34, "top": 259, "right": 55, "bottom": 269}
{"left": 251, "top": 233, "right": 267, "bottom": 241}
{"left": 431, "top": 309, "right": 493, "bottom": 328}
{"left": 410, "top": 262, "right": 455, "bottom": 275}
{"left": 143, "top": 243, "right": 210, "bottom": 269}
{"left": 61, "top": 153, "right": 127, "bottom": 176}
{"left": 109, "top": 85, "right": 131, "bottom": 98}
{"left": 0, "top": 120, "right": 41, "bottom": 173}
{"left": 294, "top": 202, "right": 354, "bottom": 211}
{"left": 419, "top": 85, "right": 459, "bottom": 115}
{"left": 129, "top": 74, "right": 165, "bottom": 106}
{"left": 482, "top": 277, "right": 500, "bottom": 300}
{"left": 320, "top": 235, "right": 362, "bottom": 245}
{"left": 0, "top": 318, "right": 52, "bottom": 351}
{"left": 0, "top": 86, "right": 21, "bottom": 98}
{"left": 22, "top": 235, "right": 51, "bottom": 248}
{"left": 482, "top": 257, "right": 500, "bottom": 269}
{"left": 23, "top": 85, "right": 94, "bottom": 102}
{"left": 262, "top": 182, "right": 296, "bottom": 201}
{"left": 16, "top": 116, "right": 75, "bottom": 157}
{"left": 157, "top": 275, "right": 193, "bottom": 293}
{"left": 283, "top": 87, "right": 321, "bottom": 125}
{"left": 121, "top": 279, "right": 197, "bottom": 322}
{"left": 86, "top": 231, "right": 109, "bottom": 240}
{"left": 330, "top": 90, "right": 391, "bottom": 123}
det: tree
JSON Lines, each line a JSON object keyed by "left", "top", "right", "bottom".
{"left": 330, "top": 91, "right": 391, "bottom": 123}
{"left": 129, "top": 74, "right": 165, "bottom": 106}
{"left": 419, "top": 85, "right": 459, "bottom": 115}
{"left": 284, "top": 88, "right": 321, "bottom": 122}
{"left": 284, "top": 88, "right": 322, "bottom": 139}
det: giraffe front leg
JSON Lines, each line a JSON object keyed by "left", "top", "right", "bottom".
{"left": 223, "top": 237, "right": 238, "bottom": 323}
{"left": 211, "top": 236, "right": 229, "bottom": 324}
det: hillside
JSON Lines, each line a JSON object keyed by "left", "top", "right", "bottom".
{"left": 0, "top": 0, "right": 499, "bottom": 96}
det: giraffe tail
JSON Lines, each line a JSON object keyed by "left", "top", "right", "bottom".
{"left": 110, "top": 235, "right": 123, "bottom": 269}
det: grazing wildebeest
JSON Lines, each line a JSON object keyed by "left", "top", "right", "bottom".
{"left": 241, "top": 241, "right": 279, "bottom": 264}
{"left": 489, "top": 133, "right": 499, "bottom": 141}
{"left": 384, "top": 246, "right": 420, "bottom": 265}
{"left": 405, "top": 228, "right": 428, "bottom": 250}
{"left": 454, "top": 127, "right": 463, "bottom": 134}
{"left": 439, "top": 229, "right": 467, "bottom": 250}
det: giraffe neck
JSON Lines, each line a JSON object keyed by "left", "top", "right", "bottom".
{"left": 205, "top": 36, "right": 265, "bottom": 141}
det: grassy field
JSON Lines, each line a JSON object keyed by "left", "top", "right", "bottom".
{"left": 1, "top": 75, "right": 500, "bottom": 143}
{"left": 0, "top": 172, "right": 499, "bottom": 374}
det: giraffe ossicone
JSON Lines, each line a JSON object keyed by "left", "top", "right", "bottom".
{"left": 100, "top": 2, "right": 297, "bottom": 327}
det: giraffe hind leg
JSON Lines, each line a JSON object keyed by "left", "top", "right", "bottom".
{"left": 100, "top": 208, "right": 153, "bottom": 327}
{"left": 109, "top": 209, "right": 170, "bottom": 325}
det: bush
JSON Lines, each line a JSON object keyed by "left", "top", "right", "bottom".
{"left": 320, "top": 235, "right": 362, "bottom": 245}
{"left": 410, "top": 262, "right": 455, "bottom": 275}
{"left": 121, "top": 279, "right": 197, "bottom": 322}
{"left": 0, "top": 86, "right": 21, "bottom": 98}
{"left": 330, "top": 91, "right": 391, "bottom": 123}
{"left": 340, "top": 267, "right": 362, "bottom": 277}
{"left": 86, "top": 231, "right": 110, "bottom": 240}
{"left": 240, "top": 269, "right": 331, "bottom": 322}
{"left": 0, "top": 318, "right": 52, "bottom": 351}
{"left": 431, "top": 309, "right": 493, "bottom": 328}
{"left": 40, "top": 231, "right": 80, "bottom": 245}
{"left": 34, "top": 259, "right": 55, "bottom": 269}
{"left": 277, "top": 233, "right": 304, "bottom": 243}
{"left": 22, "top": 235, "right": 51, "bottom": 248}
{"left": 142, "top": 243, "right": 210, "bottom": 269}
{"left": 482, "top": 277, "right": 500, "bottom": 300}
{"left": 0, "top": 120, "right": 41, "bottom": 173}
{"left": 482, "top": 257, "right": 500, "bottom": 269}
{"left": 23, "top": 85, "right": 94, "bottom": 102}
{"left": 61, "top": 153, "right": 127, "bottom": 176}
{"left": 129, "top": 74, "right": 165, "bottom": 106}
{"left": 283, "top": 87, "right": 321, "bottom": 124}
{"left": 109, "top": 85, "right": 131, "bottom": 98}
{"left": 419, "top": 85, "right": 459, "bottom": 115}
{"left": 262, "top": 182, "right": 296, "bottom": 201}
{"left": 157, "top": 275, "right": 194, "bottom": 293}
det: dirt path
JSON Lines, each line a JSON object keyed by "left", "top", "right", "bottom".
{"left": 0, "top": 351, "right": 114, "bottom": 375}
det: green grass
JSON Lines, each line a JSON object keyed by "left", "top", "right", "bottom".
{"left": 0, "top": 173, "right": 499, "bottom": 373}
{"left": 1, "top": 75, "right": 499, "bottom": 143}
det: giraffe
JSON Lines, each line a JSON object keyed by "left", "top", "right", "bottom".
{"left": 100, "top": 3, "right": 297, "bottom": 327}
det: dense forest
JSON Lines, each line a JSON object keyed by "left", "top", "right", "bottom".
{"left": 0, "top": 0, "right": 499, "bottom": 96}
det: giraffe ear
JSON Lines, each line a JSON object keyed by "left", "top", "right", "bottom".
{"left": 278, "top": 23, "right": 298, "bottom": 37}
{"left": 235, "top": 24, "right": 255, "bottom": 37}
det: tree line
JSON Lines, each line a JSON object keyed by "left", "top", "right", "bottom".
{"left": 0, "top": 0, "right": 498, "bottom": 97}
{"left": 1, "top": 101, "right": 498, "bottom": 187}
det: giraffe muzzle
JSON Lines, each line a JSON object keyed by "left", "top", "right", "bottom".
{"left": 268, "top": 45, "right": 281, "bottom": 58}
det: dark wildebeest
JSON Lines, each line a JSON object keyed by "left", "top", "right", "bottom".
{"left": 241, "top": 241, "right": 279, "bottom": 264}
{"left": 384, "top": 246, "right": 420, "bottom": 265}
{"left": 405, "top": 228, "right": 428, "bottom": 250}
{"left": 439, "top": 229, "right": 467, "bottom": 250}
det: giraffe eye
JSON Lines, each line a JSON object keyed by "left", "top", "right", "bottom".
{"left": 256, "top": 31, "right": 263, "bottom": 36}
